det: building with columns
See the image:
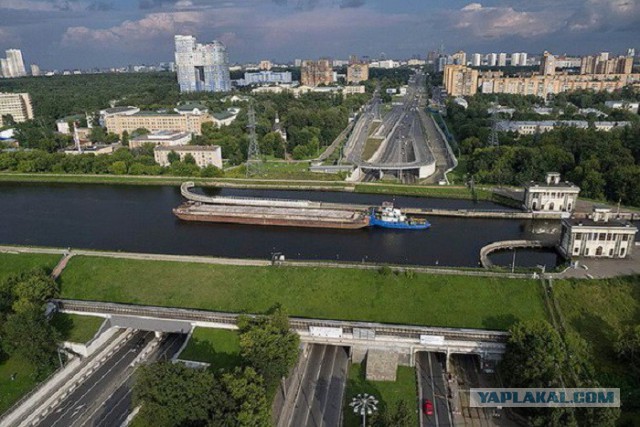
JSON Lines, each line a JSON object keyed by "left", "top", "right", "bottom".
{"left": 523, "top": 172, "right": 580, "bottom": 215}
{"left": 559, "top": 207, "right": 637, "bottom": 259}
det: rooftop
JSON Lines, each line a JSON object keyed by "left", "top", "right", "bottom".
{"left": 132, "top": 131, "right": 190, "bottom": 141}
{"left": 103, "top": 106, "right": 138, "bottom": 114}
{"left": 175, "top": 103, "right": 208, "bottom": 112}
{"left": 563, "top": 217, "right": 637, "bottom": 229}
{"left": 154, "top": 145, "right": 220, "bottom": 152}
{"left": 526, "top": 180, "right": 580, "bottom": 189}
{"left": 212, "top": 111, "right": 235, "bottom": 120}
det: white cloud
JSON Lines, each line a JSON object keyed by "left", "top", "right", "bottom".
{"left": 62, "top": 11, "right": 210, "bottom": 46}
{"left": 449, "top": 2, "right": 562, "bottom": 38}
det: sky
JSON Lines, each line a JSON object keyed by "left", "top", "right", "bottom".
{"left": 0, "top": 0, "right": 638, "bottom": 69}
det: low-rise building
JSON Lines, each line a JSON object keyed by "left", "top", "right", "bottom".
{"left": 524, "top": 172, "right": 580, "bottom": 214}
{"left": 605, "top": 100, "right": 639, "bottom": 114}
{"left": 106, "top": 111, "right": 210, "bottom": 136}
{"left": 56, "top": 114, "right": 90, "bottom": 134}
{"left": 99, "top": 106, "right": 140, "bottom": 127}
{"left": 0, "top": 92, "right": 33, "bottom": 126}
{"left": 64, "top": 143, "right": 120, "bottom": 155}
{"left": 497, "top": 120, "right": 630, "bottom": 135}
{"left": 239, "top": 71, "right": 292, "bottom": 86}
{"left": 212, "top": 108, "right": 240, "bottom": 127}
{"left": 129, "top": 130, "right": 192, "bottom": 149}
{"left": 343, "top": 85, "right": 366, "bottom": 96}
{"left": 559, "top": 207, "right": 637, "bottom": 259}
{"left": 154, "top": 145, "right": 222, "bottom": 168}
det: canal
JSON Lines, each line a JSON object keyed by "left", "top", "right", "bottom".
{"left": 0, "top": 183, "right": 561, "bottom": 268}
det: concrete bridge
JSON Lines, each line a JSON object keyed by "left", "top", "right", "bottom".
{"left": 55, "top": 299, "right": 508, "bottom": 369}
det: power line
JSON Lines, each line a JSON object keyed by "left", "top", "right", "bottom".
{"left": 246, "top": 100, "right": 261, "bottom": 177}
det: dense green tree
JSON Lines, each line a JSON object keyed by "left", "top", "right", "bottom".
{"left": 134, "top": 362, "right": 216, "bottom": 427}
{"left": 2, "top": 308, "right": 60, "bottom": 374}
{"left": 501, "top": 320, "right": 566, "bottom": 387}
{"left": 167, "top": 150, "right": 180, "bottom": 164}
{"left": 134, "top": 363, "right": 271, "bottom": 427}
{"left": 108, "top": 160, "right": 127, "bottom": 175}
{"left": 120, "top": 130, "right": 130, "bottom": 147}
{"left": 614, "top": 325, "right": 640, "bottom": 372}
{"left": 380, "top": 400, "right": 413, "bottom": 427}
{"left": 238, "top": 306, "right": 300, "bottom": 393}
{"left": 215, "top": 367, "right": 271, "bottom": 427}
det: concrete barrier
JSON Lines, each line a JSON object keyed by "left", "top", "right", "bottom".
{"left": 480, "top": 240, "right": 557, "bottom": 269}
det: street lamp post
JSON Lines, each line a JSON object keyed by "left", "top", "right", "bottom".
{"left": 350, "top": 393, "right": 378, "bottom": 427}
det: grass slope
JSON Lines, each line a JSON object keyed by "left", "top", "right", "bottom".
{"left": 51, "top": 313, "right": 105, "bottom": 343}
{"left": 0, "top": 253, "right": 60, "bottom": 282}
{"left": 554, "top": 277, "right": 640, "bottom": 422}
{"left": 179, "top": 328, "right": 241, "bottom": 370}
{"left": 59, "top": 256, "right": 545, "bottom": 330}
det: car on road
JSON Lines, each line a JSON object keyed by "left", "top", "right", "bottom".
{"left": 423, "top": 399, "right": 434, "bottom": 416}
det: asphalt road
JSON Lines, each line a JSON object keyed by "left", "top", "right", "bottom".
{"left": 89, "top": 333, "right": 187, "bottom": 427}
{"left": 417, "top": 352, "right": 453, "bottom": 427}
{"left": 37, "top": 331, "right": 154, "bottom": 427}
{"left": 37, "top": 331, "right": 187, "bottom": 427}
{"left": 288, "top": 344, "right": 349, "bottom": 427}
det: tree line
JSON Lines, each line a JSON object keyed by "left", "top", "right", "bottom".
{"left": 499, "top": 318, "right": 640, "bottom": 426}
{"left": 447, "top": 91, "right": 640, "bottom": 206}
{"left": 0, "top": 270, "right": 61, "bottom": 378}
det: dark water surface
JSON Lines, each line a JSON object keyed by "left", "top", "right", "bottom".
{"left": 0, "top": 183, "right": 561, "bottom": 268}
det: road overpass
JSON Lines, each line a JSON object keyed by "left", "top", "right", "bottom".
{"left": 343, "top": 71, "right": 437, "bottom": 182}
{"left": 55, "top": 299, "right": 508, "bottom": 369}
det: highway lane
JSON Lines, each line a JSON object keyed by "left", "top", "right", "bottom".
{"left": 90, "top": 333, "right": 187, "bottom": 427}
{"left": 37, "top": 330, "right": 154, "bottom": 427}
{"left": 288, "top": 344, "right": 349, "bottom": 427}
{"left": 417, "top": 352, "right": 452, "bottom": 427}
{"left": 37, "top": 331, "right": 187, "bottom": 427}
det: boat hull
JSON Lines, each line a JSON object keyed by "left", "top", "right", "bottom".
{"left": 173, "top": 209, "right": 370, "bottom": 230}
{"left": 369, "top": 215, "right": 431, "bottom": 230}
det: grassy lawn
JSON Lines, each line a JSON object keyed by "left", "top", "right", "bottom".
{"left": 0, "top": 355, "right": 51, "bottom": 415}
{"left": 51, "top": 313, "right": 105, "bottom": 343}
{"left": 224, "top": 161, "right": 345, "bottom": 181}
{"left": 343, "top": 364, "right": 418, "bottom": 427}
{"left": 0, "top": 253, "right": 60, "bottom": 282}
{"left": 554, "top": 277, "right": 640, "bottom": 420}
{"left": 179, "top": 328, "right": 242, "bottom": 370}
{"left": 58, "top": 256, "right": 545, "bottom": 330}
{"left": 362, "top": 137, "right": 384, "bottom": 161}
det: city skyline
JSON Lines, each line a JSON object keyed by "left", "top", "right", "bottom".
{"left": 0, "top": 0, "right": 638, "bottom": 70}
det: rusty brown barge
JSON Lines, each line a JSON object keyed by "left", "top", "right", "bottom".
{"left": 173, "top": 182, "right": 370, "bottom": 229}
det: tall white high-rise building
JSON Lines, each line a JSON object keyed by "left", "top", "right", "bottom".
{"left": 6, "top": 49, "right": 26, "bottom": 77}
{"left": 471, "top": 53, "right": 482, "bottom": 67}
{"left": 0, "top": 49, "right": 27, "bottom": 78}
{"left": 511, "top": 53, "right": 521, "bottom": 66}
{"left": 0, "top": 58, "right": 9, "bottom": 78}
{"left": 488, "top": 53, "right": 498, "bottom": 67}
{"left": 174, "top": 35, "right": 231, "bottom": 93}
{"left": 498, "top": 53, "right": 507, "bottom": 67}
{"left": 30, "top": 64, "right": 41, "bottom": 77}
{"left": 520, "top": 52, "right": 528, "bottom": 66}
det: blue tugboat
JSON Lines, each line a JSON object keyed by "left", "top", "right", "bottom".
{"left": 369, "top": 202, "right": 431, "bottom": 230}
